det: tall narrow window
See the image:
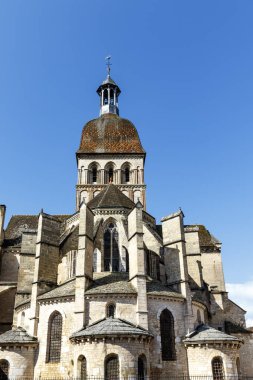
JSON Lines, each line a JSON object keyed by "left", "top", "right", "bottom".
{"left": 138, "top": 355, "right": 146, "bottom": 380}
{"left": 0, "top": 360, "right": 9, "bottom": 380}
{"left": 92, "top": 167, "right": 97, "bottom": 183}
{"left": 68, "top": 250, "right": 77, "bottom": 279}
{"left": 160, "top": 309, "right": 176, "bottom": 361}
{"left": 125, "top": 167, "right": 130, "bottom": 182}
{"left": 105, "top": 355, "right": 119, "bottom": 380}
{"left": 47, "top": 311, "right": 63, "bottom": 363}
{"left": 78, "top": 356, "right": 87, "bottom": 380}
{"left": 104, "top": 223, "right": 119, "bottom": 272}
{"left": 107, "top": 303, "right": 116, "bottom": 318}
{"left": 212, "top": 357, "right": 224, "bottom": 380}
{"left": 109, "top": 167, "right": 114, "bottom": 183}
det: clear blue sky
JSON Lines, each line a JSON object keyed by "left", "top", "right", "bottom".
{"left": 1, "top": 1, "right": 253, "bottom": 284}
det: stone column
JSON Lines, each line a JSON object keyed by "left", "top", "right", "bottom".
{"left": 128, "top": 202, "right": 148, "bottom": 330}
{"left": 101, "top": 169, "right": 105, "bottom": 184}
{"left": 29, "top": 213, "right": 61, "bottom": 336}
{"left": 75, "top": 201, "right": 94, "bottom": 329}
{"left": 162, "top": 210, "right": 193, "bottom": 332}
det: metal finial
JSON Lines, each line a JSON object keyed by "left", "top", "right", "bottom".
{"left": 105, "top": 55, "right": 112, "bottom": 76}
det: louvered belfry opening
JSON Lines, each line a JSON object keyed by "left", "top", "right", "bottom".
{"left": 105, "top": 355, "right": 119, "bottom": 380}
{"left": 104, "top": 223, "right": 119, "bottom": 272}
{"left": 0, "top": 360, "right": 9, "bottom": 380}
{"left": 160, "top": 309, "right": 176, "bottom": 361}
{"left": 212, "top": 357, "right": 225, "bottom": 380}
{"left": 47, "top": 311, "right": 63, "bottom": 363}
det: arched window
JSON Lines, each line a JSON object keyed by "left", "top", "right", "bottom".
{"left": 104, "top": 223, "right": 119, "bottom": 272}
{"left": 21, "top": 311, "right": 25, "bottom": 327}
{"left": 107, "top": 303, "right": 116, "bottom": 318}
{"left": 121, "top": 247, "right": 129, "bottom": 272}
{"left": 104, "top": 89, "right": 108, "bottom": 105}
{"left": 212, "top": 357, "right": 224, "bottom": 380}
{"left": 46, "top": 311, "right": 63, "bottom": 363}
{"left": 160, "top": 309, "right": 176, "bottom": 361}
{"left": 236, "top": 357, "right": 241, "bottom": 378}
{"left": 105, "top": 355, "right": 119, "bottom": 380}
{"left": 138, "top": 355, "right": 147, "bottom": 380}
{"left": 92, "top": 167, "right": 97, "bottom": 183}
{"left": 108, "top": 167, "right": 114, "bottom": 183}
{"left": 0, "top": 360, "right": 9, "bottom": 380}
{"left": 78, "top": 355, "right": 87, "bottom": 380}
{"left": 197, "top": 310, "right": 201, "bottom": 324}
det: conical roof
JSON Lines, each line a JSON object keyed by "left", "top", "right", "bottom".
{"left": 87, "top": 184, "right": 135, "bottom": 210}
{"left": 184, "top": 324, "right": 243, "bottom": 344}
{"left": 71, "top": 317, "right": 152, "bottom": 340}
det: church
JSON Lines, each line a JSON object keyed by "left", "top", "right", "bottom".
{"left": 0, "top": 68, "right": 252, "bottom": 379}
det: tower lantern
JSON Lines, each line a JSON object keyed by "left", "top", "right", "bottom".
{"left": 96, "top": 56, "right": 121, "bottom": 116}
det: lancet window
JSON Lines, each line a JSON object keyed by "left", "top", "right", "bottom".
{"left": 46, "top": 311, "right": 63, "bottom": 363}
{"left": 160, "top": 309, "right": 176, "bottom": 361}
{"left": 0, "top": 360, "right": 9, "bottom": 380}
{"left": 104, "top": 223, "right": 119, "bottom": 271}
{"left": 107, "top": 303, "right": 116, "bottom": 318}
{"left": 78, "top": 356, "right": 87, "bottom": 380}
{"left": 105, "top": 355, "right": 119, "bottom": 380}
{"left": 212, "top": 357, "right": 224, "bottom": 380}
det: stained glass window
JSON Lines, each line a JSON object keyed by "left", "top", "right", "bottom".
{"left": 47, "top": 312, "right": 62, "bottom": 363}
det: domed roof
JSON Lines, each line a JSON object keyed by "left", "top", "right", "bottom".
{"left": 77, "top": 113, "right": 145, "bottom": 154}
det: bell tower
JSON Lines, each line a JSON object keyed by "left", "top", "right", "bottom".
{"left": 76, "top": 60, "right": 146, "bottom": 209}
{"left": 97, "top": 56, "right": 121, "bottom": 116}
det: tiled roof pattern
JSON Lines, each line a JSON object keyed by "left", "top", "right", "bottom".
{"left": 71, "top": 318, "right": 152, "bottom": 339}
{"left": 77, "top": 114, "right": 145, "bottom": 154}
{"left": 87, "top": 184, "right": 135, "bottom": 210}
{"left": 37, "top": 279, "right": 76, "bottom": 300}
{"left": 184, "top": 324, "right": 241, "bottom": 343}
{"left": 146, "top": 280, "right": 184, "bottom": 299}
{"left": 86, "top": 272, "right": 136, "bottom": 295}
{"left": 0, "top": 327, "right": 37, "bottom": 344}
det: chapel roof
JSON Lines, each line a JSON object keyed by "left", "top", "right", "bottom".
{"left": 71, "top": 317, "right": 152, "bottom": 340}
{"left": 87, "top": 183, "right": 136, "bottom": 210}
{"left": 184, "top": 324, "right": 243, "bottom": 344}
{"left": 0, "top": 327, "right": 38, "bottom": 345}
{"left": 77, "top": 113, "right": 145, "bottom": 154}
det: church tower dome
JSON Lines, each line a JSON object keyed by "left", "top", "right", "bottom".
{"left": 76, "top": 59, "right": 146, "bottom": 210}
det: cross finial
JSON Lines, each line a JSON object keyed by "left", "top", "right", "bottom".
{"left": 105, "top": 55, "right": 112, "bottom": 76}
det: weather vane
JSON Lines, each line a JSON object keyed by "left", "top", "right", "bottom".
{"left": 105, "top": 55, "right": 112, "bottom": 76}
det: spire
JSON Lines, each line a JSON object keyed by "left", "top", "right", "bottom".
{"left": 97, "top": 56, "right": 121, "bottom": 116}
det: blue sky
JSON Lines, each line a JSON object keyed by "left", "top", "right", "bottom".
{"left": 1, "top": 0, "right": 253, "bottom": 297}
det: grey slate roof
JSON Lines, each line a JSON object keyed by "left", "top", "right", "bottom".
{"left": 38, "top": 279, "right": 75, "bottom": 301}
{"left": 0, "top": 327, "right": 38, "bottom": 345}
{"left": 71, "top": 317, "right": 152, "bottom": 339}
{"left": 146, "top": 280, "right": 184, "bottom": 299}
{"left": 87, "top": 184, "right": 135, "bottom": 210}
{"left": 86, "top": 272, "right": 136, "bottom": 295}
{"left": 184, "top": 324, "right": 242, "bottom": 344}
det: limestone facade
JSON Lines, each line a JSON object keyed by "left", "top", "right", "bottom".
{"left": 0, "top": 73, "right": 252, "bottom": 379}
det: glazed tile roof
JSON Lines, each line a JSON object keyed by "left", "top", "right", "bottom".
{"left": 71, "top": 317, "right": 152, "bottom": 339}
{"left": 146, "top": 280, "right": 184, "bottom": 299}
{"left": 87, "top": 184, "right": 135, "bottom": 210}
{"left": 85, "top": 272, "right": 136, "bottom": 295}
{"left": 0, "top": 327, "right": 38, "bottom": 344}
{"left": 77, "top": 113, "right": 145, "bottom": 154}
{"left": 184, "top": 324, "right": 242, "bottom": 344}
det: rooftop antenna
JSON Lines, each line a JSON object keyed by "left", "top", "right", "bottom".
{"left": 105, "top": 55, "right": 112, "bottom": 76}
